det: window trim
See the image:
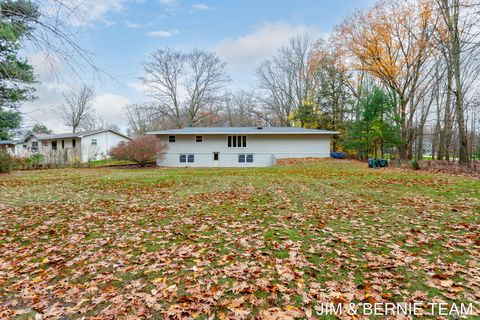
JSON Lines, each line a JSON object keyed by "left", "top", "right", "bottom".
{"left": 238, "top": 154, "right": 253, "bottom": 163}
{"left": 227, "top": 135, "right": 247, "bottom": 148}
{"left": 31, "top": 141, "right": 39, "bottom": 152}
{"left": 179, "top": 154, "right": 194, "bottom": 164}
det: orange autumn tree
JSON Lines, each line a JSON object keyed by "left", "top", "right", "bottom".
{"left": 336, "top": 0, "right": 436, "bottom": 160}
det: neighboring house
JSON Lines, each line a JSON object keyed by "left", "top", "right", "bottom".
{"left": 148, "top": 126, "right": 338, "bottom": 167}
{"left": 0, "top": 140, "right": 21, "bottom": 155}
{"left": 14, "top": 129, "right": 130, "bottom": 162}
{"left": 412, "top": 133, "right": 434, "bottom": 158}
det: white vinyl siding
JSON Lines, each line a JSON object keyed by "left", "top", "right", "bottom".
{"left": 156, "top": 134, "right": 331, "bottom": 167}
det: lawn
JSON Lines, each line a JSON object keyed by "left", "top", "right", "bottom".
{"left": 0, "top": 160, "right": 479, "bottom": 319}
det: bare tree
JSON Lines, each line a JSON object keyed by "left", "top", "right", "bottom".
{"left": 435, "top": 0, "right": 480, "bottom": 166}
{"left": 256, "top": 34, "right": 314, "bottom": 126}
{"left": 59, "top": 85, "right": 95, "bottom": 133}
{"left": 224, "top": 91, "right": 257, "bottom": 127}
{"left": 125, "top": 102, "right": 164, "bottom": 135}
{"left": 143, "top": 48, "right": 229, "bottom": 128}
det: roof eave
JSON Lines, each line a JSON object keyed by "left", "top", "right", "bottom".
{"left": 148, "top": 131, "right": 339, "bottom": 135}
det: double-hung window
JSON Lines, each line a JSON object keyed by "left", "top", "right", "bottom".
{"left": 228, "top": 135, "right": 246, "bottom": 148}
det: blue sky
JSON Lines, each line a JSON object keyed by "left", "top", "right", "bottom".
{"left": 23, "top": 0, "right": 372, "bottom": 132}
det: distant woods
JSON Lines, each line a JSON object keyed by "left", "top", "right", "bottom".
{"left": 135, "top": 0, "right": 479, "bottom": 165}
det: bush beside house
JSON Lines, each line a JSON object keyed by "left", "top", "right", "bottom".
{"left": 109, "top": 135, "right": 167, "bottom": 167}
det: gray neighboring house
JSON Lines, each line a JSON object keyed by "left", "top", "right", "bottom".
{"left": 148, "top": 126, "right": 338, "bottom": 167}
{"left": 14, "top": 129, "right": 130, "bottom": 162}
{"left": 0, "top": 140, "right": 21, "bottom": 155}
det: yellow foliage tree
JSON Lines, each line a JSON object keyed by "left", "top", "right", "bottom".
{"left": 336, "top": 0, "right": 435, "bottom": 160}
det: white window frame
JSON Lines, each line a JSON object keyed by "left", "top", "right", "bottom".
{"left": 179, "top": 154, "right": 195, "bottom": 164}
{"left": 227, "top": 135, "right": 247, "bottom": 148}
{"left": 238, "top": 154, "right": 253, "bottom": 163}
{"left": 238, "top": 154, "right": 246, "bottom": 163}
{"left": 179, "top": 154, "right": 187, "bottom": 163}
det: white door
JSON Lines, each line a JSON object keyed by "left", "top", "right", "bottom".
{"left": 213, "top": 152, "right": 219, "bottom": 167}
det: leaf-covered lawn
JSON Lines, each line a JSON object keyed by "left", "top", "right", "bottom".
{"left": 0, "top": 160, "right": 479, "bottom": 319}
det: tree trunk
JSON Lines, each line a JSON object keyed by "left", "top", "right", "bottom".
{"left": 452, "top": 37, "right": 469, "bottom": 166}
{"left": 416, "top": 127, "right": 424, "bottom": 160}
{"left": 397, "top": 98, "right": 410, "bottom": 161}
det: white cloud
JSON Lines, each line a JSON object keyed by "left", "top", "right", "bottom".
{"left": 214, "top": 21, "right": 320, "bottom": 71}
{"left": 92, "top": 93, "right": 131, "bottom": 128}
{"left": 42, "top": 0, "right": 125, "bottom": 27}
{"left": 124, "top": 20, "right": 153, "bottom": 29}
{"left": 28, "top": 52, "right": 65, "bottom": 81}
{"left": 146, "top": 30, "right": 178, "bottom": 37}
{"left": 128, "top": 82, "right": 149, "bottom": 93}
{"left": 191, "top": 3, "right": 209, "bottom": 10}
{"left": 159, "top": 0, "right": 179, "bottom": 7}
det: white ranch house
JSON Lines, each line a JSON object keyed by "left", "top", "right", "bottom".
{"left": 149, "top": 126, "right": 338, "bottom": 167}
{"left": 10, "top": 129, "right": 130, "bottom": 162}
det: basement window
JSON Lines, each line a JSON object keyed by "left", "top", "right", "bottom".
{"left": 179, "top": 154, "right": 195, "bottom": 163}
{"left": 238, "top": 154, "right": 253, "bottom": 163}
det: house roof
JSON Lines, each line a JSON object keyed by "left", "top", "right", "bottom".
{"left": 28, "top": 129, "right": 130, "bottom": 141}
{"left": 148, "top": 127, "right": 339, "bottom": 135}
{"left": 0, "top": 140, "right": 21, "bottom": 145}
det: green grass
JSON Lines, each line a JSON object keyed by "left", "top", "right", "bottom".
{"left": 86, "top": 158, "right": 136, "bottom": 167}
{"left": 0, "top": 159, "right": 478, "bottom": 319}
